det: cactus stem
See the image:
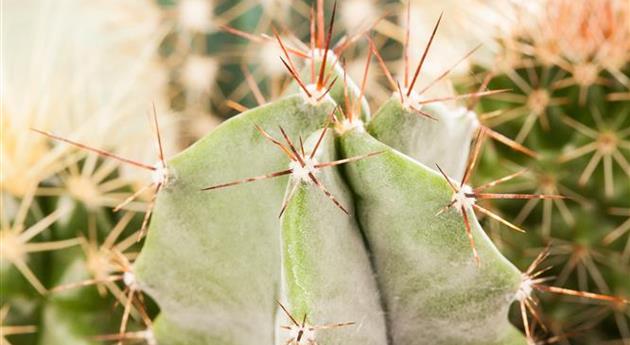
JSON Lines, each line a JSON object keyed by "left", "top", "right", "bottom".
{"left": 277, "top": 301, "right": 354, "bottom": 345}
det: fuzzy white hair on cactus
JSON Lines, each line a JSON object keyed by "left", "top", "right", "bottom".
{"left": 396, "top": 85, "right": 425, "bottom": 111}
{"left": 340, "top": 0, "right": 377, "bottom": 32}
{"left": 290, "top": 158, "right": 320, "bottom": 184}
{"left": 258, "top": 40, "right": 288, "bottom": 77}
{"left": 515, "top": 274, "right": 534, "bottom": 302}
{"left": 181, "top": 55, "right": 218, "bottom": 93}
{"left": 178, "top": 0, "right": 213, "bottom": 32}
{"left": 123, "top": 270, "right": 140, "bottom": 291}
{"left": 152, "top": 161, "right": 170, "bottom": 185}
{"left": 451, "top": 184, "right": 476, "bottom": 213}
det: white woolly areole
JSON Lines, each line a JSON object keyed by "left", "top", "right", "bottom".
{"left": 123, "top": 271, "right": 140, "bottom": 290}
{"left": 152, "top": 161, "right": 169, "bottom": 185}
{"left": 341, "top": 0, "right": 377, "bottom": 32}
{"left": 301, "top": 83, "right": 329, "bottom": 105}
{"left": 289, "top": 157, "right": 319, "bottom": 183}
{"left": 515, "top": 274, "right": 534, "bottom": 302}
{"left": 288, "top": 325, "right": 316, "bottom": 345}
{"left": 336, "top": 118, "right": 365, "bottom": 134}
{"left": 452, "top": 185, "right": 475, "bottom": 212}
{"left": 182, "top": 56, "right": 218, "bottom": 93}
{"left": 258, "top": 40, "right": 286, "bottom": 76}
{"left": 178, "top": 0, "right": 213, "bottom": 32}
{"left": 395, "top": 85, "right": 424, "bottom": 111}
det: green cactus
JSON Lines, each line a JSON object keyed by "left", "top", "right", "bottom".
{"left": 132, "top": 77, "right": 529, "bottom": 344}
{"left": 4, "top": 1, "right": 629, "bottom": 345}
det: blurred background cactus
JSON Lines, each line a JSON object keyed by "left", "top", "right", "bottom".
{"left": 468, "top": 1, "right": 630, "bottom": 343}
{"left": 1, "top": 0, "right": 629, "bottom": 344}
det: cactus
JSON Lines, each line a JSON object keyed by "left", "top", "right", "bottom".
{"left": 3, "top": 1, "right": 629, "bottom": 345}
{"left": 131, "top": 86, "right": 526, "bottom": 345}
{"left": 468, "top": 0, "right": 630, "bottom": 342}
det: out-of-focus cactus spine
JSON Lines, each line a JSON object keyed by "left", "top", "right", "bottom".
{"left": 471, "top": 0, "right": 630, "bottom": 342}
